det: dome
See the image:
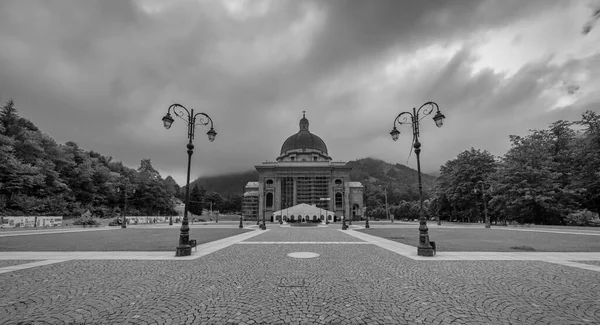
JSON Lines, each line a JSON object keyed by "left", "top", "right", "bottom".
{"left": 279, "top": 112, "right": 328, "bottom": 155}
{"left": 280, "top": 131, "right": 328, "bottom": 155}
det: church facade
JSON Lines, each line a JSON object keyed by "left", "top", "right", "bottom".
{"left": 243, "top": 113, "right": 364, "bottom": 222}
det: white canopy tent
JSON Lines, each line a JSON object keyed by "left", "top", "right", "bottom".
{"left": 272, "top": 203, "right": 338, "bottom": 222}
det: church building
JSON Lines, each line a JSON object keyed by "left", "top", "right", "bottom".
{"left": 242, "top": 113, "right": 364, "bottom": 223}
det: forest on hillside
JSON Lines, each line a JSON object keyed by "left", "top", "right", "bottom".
{"left": 0, "top": 100, "right": 244, "bottom": 218}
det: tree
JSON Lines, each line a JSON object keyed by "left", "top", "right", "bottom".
{"left": 572, "top": 110, "right": 600, "bottom": 214}
{"left": 490, "top": 126, "right": 581, "bottom": 225}
{"left": 204, "top": 192, "right": 223, "bottom": 212}
{"left": 188, "top": 184, "right": 204, "bottom": 216}
{"left": 0, "top": 100, "right": 19, "bottom": 137}
{"left": 432, "top": 148, "right": 497, "bottom": 223}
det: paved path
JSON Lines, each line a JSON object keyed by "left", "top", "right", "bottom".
{"left": 1, "top": 225, "right": 599, "bottom": 324}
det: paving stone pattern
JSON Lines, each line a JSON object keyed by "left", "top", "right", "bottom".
{"left": 243, "top": 227, "right": 366, "bottom": 242}
{"left": 1, "top": 227, "right": 600, "bottom": 324}
{"left": 0, "top": 260, "right": 40, "bottom": 268}
{"left": 579, "top": 260, "right": 600, "bottom": 267}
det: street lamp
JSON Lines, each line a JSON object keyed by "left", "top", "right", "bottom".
{"left": 390, "top": 101, "right": 445, "bottom": 257}
{"left": 162, "top": 103, "right": 216, "bottom": 257}
{"left": 474, "top": 181, "right": 491, "bottom": 228}
{"left": 117, "top": 183, "right": 135, "bottom": 229}
{"left": 259, "top": 192, "right": 267, "bottom": 230}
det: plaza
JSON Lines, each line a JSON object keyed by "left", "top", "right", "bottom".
{"left": 1, "top": 223, "right": 599, "bottom": 324}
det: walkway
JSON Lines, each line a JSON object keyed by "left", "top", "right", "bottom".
{"left": 1, "top": 225, "right": 599, "bottom": 324}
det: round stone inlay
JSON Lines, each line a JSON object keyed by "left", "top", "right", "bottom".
{"left": 287, "top": 252, "right": 320, "bottom": 259}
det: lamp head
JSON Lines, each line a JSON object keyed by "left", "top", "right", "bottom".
{"left": 433, "top": 111, "right": 445, "bottom": 128}
{"left": 207, "top": 127, "right": 217, "bottom": 142}
{"left": 162, "top": 113, "right": 174, "bottom": 129}
{"left": 390, "top": 127, "right": 400, "bottom": 142}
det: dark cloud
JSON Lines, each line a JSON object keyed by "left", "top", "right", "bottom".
{"left": 0, "top": 0, "right": 596, "bottom": 184}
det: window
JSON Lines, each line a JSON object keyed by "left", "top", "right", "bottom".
{"left": 266, "top": 193, "right": 273, "bottom": 208}
{"left": 291, "top": 157, "right": 295, "bottom": 161}
{"left": 266, "top": 179, "right": 273, "bottom": 185}
{"left": 335, "top": 192, "right": 343, "bottom": 208}
{"left": 335, "top": 179, "right": 342, "bottom": 185}
{"left": 313, "top": 157, "right": 318, "bottom": 161}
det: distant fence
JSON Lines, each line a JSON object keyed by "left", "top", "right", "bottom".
{"left": 0, "top": 216, "right": 63, "bottom": 228}
{"left": 123, "top": 216, "right": 171, "bottom": 225}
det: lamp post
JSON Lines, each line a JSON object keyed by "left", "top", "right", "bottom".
{"left": 261, "top": 207, "right": 266, "bottom": 230}
{"left": 475, "top": 181, "right": 491, "bottom": 228}
{"left": 257, "top": 193, "right": 261, "bottom": 226}
{"left": 259, "top": 191, "right": 266, "bottom": 230}
{"left": 240, "top": 184, "right": 244, "bottom": 228}
{"left": 162, "top": 103, "right": 216, "bottom": 257}
{"left": 117, "top": 182, "right": 135, "bottom": 229}
{"left": 390, "top": 101, "right": 445, "bottom": 257}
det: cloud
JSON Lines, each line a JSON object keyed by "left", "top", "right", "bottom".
{"left": 0, "top": 0, "right": 598, "bottom": 184}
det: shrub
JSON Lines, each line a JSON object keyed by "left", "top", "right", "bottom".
{"left": 565, "top": 210, "right": 600, "bottom": 226}
{"left": 72, "top": 217, "right": 101, "bottom": 226}
{"left": 108, "top": 218, "right": 122, "bottom": 226}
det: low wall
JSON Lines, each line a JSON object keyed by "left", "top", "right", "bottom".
{"left": 0, "top": 216, "right": 63, "bottom": 228}
{"left": 123, "top": 216, "right": 171, "bottom": 224}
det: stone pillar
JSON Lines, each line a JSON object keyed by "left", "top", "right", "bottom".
{"left": 275, "top": 178, "right": 282, "bottom": 211}
{"left": 258, "top": 179, "right": 264, "bottom": 222}
{"left": 293, "top": 177, "right": 297, "bottom": 206}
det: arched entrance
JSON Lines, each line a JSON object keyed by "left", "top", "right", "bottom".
{"left": 352, "top": 204, "right": 360, "bottom": 220}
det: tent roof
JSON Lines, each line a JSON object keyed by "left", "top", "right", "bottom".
{"left": 272, "top": 203, "right": 336, "bottom": 217}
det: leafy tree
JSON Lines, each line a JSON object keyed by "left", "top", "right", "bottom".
{"left": 490, "top": 126, "right": 581, "bottom": 225}
{"left": 572, "top": 110, "right": 600, "bottom": 214}
{"left": 188, "top": 184, "right": 204, "bottom": 216}
{"left": 432, "top": 148, "right": 497, "bottom": 223}
{"left": 204, "top": 192, "right": 224, "bottom": 212}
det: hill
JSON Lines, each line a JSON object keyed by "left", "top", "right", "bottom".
{"left": 191, "top": 170, "right": 259, "bottom": 197}
{"left": 192, "top": 157, "right": 436, "bottom": 202}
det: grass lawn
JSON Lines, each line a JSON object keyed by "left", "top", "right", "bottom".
{"left": 357, "top": 227, "right": 600, "bottom": 252}
{"left": 0, "top": 228, "right": 253, "bottom": 251}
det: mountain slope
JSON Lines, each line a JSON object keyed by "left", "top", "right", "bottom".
{"left": 192, "top": 157, "right": 436, "bottom": 200}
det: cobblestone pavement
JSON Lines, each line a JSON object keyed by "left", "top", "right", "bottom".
{"left": 0, "top": 260, "right": 40, "bottom": 268}
{"left": 579, "top": 261, "right": 600, "bottom": 267}
{"left": 1, "top": 226, "right": 599, "bottom": 324}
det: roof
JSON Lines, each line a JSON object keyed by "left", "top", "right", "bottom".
{"left": 272, "top": 203, "right": 337, "bottom": 217}
{"left": 349, "top": 182, "right": 363, "bottom": 188}
{"left": 245, "top": 182, "right": 259, "bottom": 189}
{"left": 280, "top": 131, "right": 328, "bottom": 155}
{"left": 279, "top": 114, "right": 328, "bottom": 155}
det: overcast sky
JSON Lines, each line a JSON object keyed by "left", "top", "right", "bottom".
{"left": 1, "top": 0, "right": 599, "bottom": 185}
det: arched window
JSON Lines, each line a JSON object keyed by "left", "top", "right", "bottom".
{"left": 266, "top": 193, "right": 273, "bottom": 208}
{"left": 266, "top": 179, "right": 273, "bottom": 185}
{"left": 335, "top": 192, "right": 343, "bottom": 208}
{"left": 335, "top": 179, "right": 342, "bottom": 185}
